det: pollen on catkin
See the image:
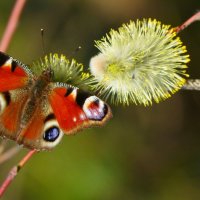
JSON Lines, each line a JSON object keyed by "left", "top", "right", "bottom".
{"left": 31, "top": 53, "right": 92, "bottom": 88}
{"left": 89, "top": 19, "right": 190, "bottom": 106}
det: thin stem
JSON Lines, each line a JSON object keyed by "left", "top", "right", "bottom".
{"left": 173, "top": 11, "right": 200, "bottom": 33}
{"left": 0, "top": 0, "right": 27, "bottom": 52}
{"left": 173, "top": 12, "right": 200, "bottom": 91}
{"left": 182, "top": 79, "right": 200, "bottom": 91}
{"left": 0, "top": 146, "right": 22, "bottom": 165}
{"left": 0, "top": 140, "right": 8, "bottom": 155}
{"left": 0, "top": 149, "right": 37, "bottom": 197}
{"left": 0, "top": 0, "right": 32, "bottom": 197}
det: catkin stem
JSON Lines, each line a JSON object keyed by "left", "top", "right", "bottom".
{"left": 174, "top": 11, "right": 200, "bottom": 33}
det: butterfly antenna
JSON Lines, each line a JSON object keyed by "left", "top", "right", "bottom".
{"left": 40, "top": 28, "right": 52, "bottom": 72}
{"left": 40, "top": 28, "right": 46, "bottom": 56}
{"left": 69, "top": 46, "right": 82, "bottom": 58}
{"left": 74, "top": 46, "right": 82, "bottom": 54}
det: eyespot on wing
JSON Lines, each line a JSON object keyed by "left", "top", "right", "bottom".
{"left": 48, "top": 85, "right": 112, "bottom": 135}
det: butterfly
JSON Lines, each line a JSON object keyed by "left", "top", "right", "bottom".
{"left": 0, "top": 52, "right": 112, "bottom": 151}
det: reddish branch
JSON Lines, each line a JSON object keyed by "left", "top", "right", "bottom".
{"left": 0, "top": 0, "right": 27, "bottom": 164}
{"left": 0, "top": 0, "right": 27, "bottom": 52}
{"left": 0, "top": 0, "right": 30, "bottom": 198}
{"left": 0, "top": 149, "right": 37, "bottom": 197}
{"left": 172, "top": 11, "right": 200, "bottom": 90}
{"left": 0, "top": 146, "right": 22, "bottom": 165}
{"left": 173, "top": 11, "right": 200, "bottom": 34}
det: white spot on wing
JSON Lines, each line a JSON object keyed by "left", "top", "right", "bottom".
{"left": 71, "top": 88, "right": 77, "bottom": 99}
{"left": 4, "top": 58, "right": 12, "bottom": 66}
{"left": 80, "top": 114, "right": 85, "bottom": 120}
{"left": 73, "top": 117, "right": 77, "bottom": 122}
{"left": 0, "top": 93, "right": 7, "bottom": 114}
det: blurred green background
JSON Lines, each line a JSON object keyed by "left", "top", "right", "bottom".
{"left": 1, "top": 0, "right": 200, "bottom": 199}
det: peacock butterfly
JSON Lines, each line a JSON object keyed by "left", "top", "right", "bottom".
{"left": 0, "top": 52, "right": 112, "bottom": 151}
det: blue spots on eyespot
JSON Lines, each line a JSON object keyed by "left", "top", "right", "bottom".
{"left": 90, "top": 104, "right": 108, "bottom": 121}
{"left": 43, "top": 126, "right": 60, "bottom": 142}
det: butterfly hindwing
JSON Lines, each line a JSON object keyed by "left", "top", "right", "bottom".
{"left": 17, "top": 96, "right": 64, "bottom": 150}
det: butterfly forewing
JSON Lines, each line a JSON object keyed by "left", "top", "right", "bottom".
{"left": 48, "top": 83, "right": 112, "bottom": 135}
{"left": 0, "top": 52, "right": 33, "bottom": 141}
{"left": 0, "top": 52, "right": 33, "bottom": 91}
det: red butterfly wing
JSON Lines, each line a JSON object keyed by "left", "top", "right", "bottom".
{"left": 48, "top": 84, "right": 112, "bottom": 135}
{"left": 0, "top": 52, "right": 32, "bottom": 140}
{"left": 17, "top": 99, "right": 64, "bottom": 150}
{"left": 0, "top": 52, "right": 32, "bottom": 92}
{"left": 16, "top": 84, "right": 111, "bottom": 150}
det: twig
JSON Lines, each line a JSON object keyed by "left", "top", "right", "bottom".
{"left": 0, "top": 0, "right": 33, "bottom": 197}
{"left": 172, "top": 11, "right": 200, "bottom": 34}
{"left": 0, "top": 140, "right": 8, "bottom": 155}
{"left": 0, "top": 146, "right": 22, "bottom": 165}
{"left": 0, "top": 0, "right": 27, "bottom": 52}
{"left": 172, "top": 12, "right": 200, "bottom": 91}
{"left": 182, "top": 79, "right": 200, "bottom": 91}
{"left": 0, "top": 149, "right": 37, "bottom": 197}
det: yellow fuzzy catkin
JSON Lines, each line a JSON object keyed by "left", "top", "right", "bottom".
{"left": 90, "top": 19, "right": 190, "bottom": 106}
{"left": 32, "top": 54, "right": 92, "bottom": 88}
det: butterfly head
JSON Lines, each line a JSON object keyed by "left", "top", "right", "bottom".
{"left": 41, "top": 67, "right": 54, "bottom": 82}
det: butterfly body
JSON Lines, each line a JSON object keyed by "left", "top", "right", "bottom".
{"left": 0, "top": 52, "right": 112, "bottom": 150}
